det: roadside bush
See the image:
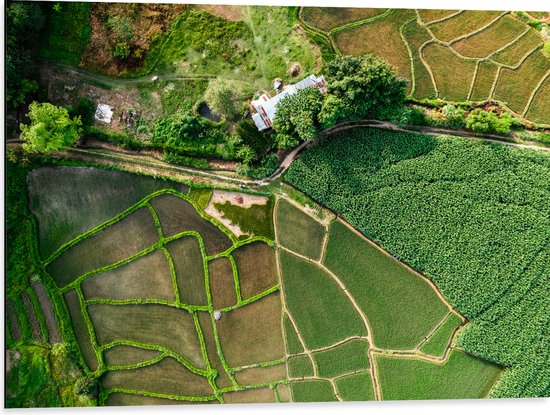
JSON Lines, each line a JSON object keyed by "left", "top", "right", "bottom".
{"left": 237, "top": 153, "right": 279, "bottom": 179}
{"left": 234, "top": 120, "right": 273, "bottom": 156}
{"left": 465, "top": 109, "right": 514, "bottom": 134}
{"left": 113, "top": 42, "right": 131, "bottom": 60}
{"left": 391, "top": 106, "right": 428, "bottom": 127}
{"left": 440, "top": 104, "right": 466, "bottom": 128}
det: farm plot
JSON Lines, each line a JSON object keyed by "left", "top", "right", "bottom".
{"left": 28, "top": 168, "right": 286, "bottom": 405}
{"left": 301, "top": 7, "right": 387, "bottom": 32}
{"left": 298, "top": 6, "right": 550, "bottom": 123}
{"left": 275, "top": 189, "right": 491, "bottom": 402}
{"left": 286, "top": 126, "right": 549, "bottom": 397}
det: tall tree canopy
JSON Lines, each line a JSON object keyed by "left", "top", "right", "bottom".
{"left": 20, "top": 102, "right": 82, "bottom": 154}
{"left": 319, "top": 54, "right": 408, "bottom": 125}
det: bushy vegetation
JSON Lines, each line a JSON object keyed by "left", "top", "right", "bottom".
{"left": 6, "top": 0, "right": 44, "bottom": 109}
{"left": 204, "top": 79, "right": 247, "bottom": 121}
{"left": 465, "top": 108, "right": 516, "bottom": 134}
{"left": 286, "top": 127, "right": 550, "bottom": 396}
{"left": 20, "top": 102, "right": 82, "bottom": 154}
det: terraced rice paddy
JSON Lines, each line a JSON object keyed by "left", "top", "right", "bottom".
{"left": 300, "top": 7, "right": 550, "bottom": 123}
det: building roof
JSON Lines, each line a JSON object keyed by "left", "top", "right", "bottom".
{"left": 251, "top": 74, "right": 326, "bottom": 131}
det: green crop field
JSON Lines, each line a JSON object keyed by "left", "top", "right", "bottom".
{"left": 313, "top": 339, "right": 370, "bottom": 378}
{"left": 336, "top": 372, "right": 376, "bottom": 401}
{"left": 376, "top": 350, "right": 502, "bottom": 400}
{"left": 288, "top": 355, "right": 314, "bottom": 378}
{"left": 275, "top": 199, "right": 326, "bottom": 261}
{"left": 286, "top": 127, "right": 549, "bottom": 397}
{"left": 420, "top": 313, "right": 463, "bottom": 357}
{"left": 279, "top": 250, "right": 367, "bottom": 349}
{"left": 324, "top": 221, "right": 450, "bottom": 350}
{"left": 22, "top": 166, "right": 287, "bottom": 405}
{"left": 290, "top": 379, "right": 337, "bottom": 402}
{"left": 297, "top": 7, "right": 550, "bottom": 123}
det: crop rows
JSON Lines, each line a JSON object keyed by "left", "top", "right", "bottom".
{"left": 285, "top": 127, "right": 550, "bottom": 397}
{"left": 299, "top": 7, "right": 550, "bottom": 124}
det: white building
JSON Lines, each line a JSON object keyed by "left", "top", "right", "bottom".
{"left": 251, "top": 74, "right": 327, "bottom": 131}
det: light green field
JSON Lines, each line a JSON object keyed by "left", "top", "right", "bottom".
{"left": 314, "top": 339, "right": 370, "bottom": 378}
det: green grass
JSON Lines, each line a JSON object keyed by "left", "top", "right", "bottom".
{"left": 286, "top": 127, "right": 549, "bottom": 396}
{"left": 291, "top": 380, "right": 337, "bottom": 402}
{"left": 276, "top": 199, "right": 325, "bottom": 260}
{"left": 40, "top": 2, "right": 91, "bottom": 65}
{"left": 376, "top": 350, "right": 502, "bottom": 400}
{"left": 213, "top": 198, "right": 274, "bottom": 240}
{"left": 288, "top": 355, "right": 314, "bottom": 378}
{"left": 27, "top": 167, "right": 185, "bottom": 259}
{"left": 280, "top": 250, "right": 366, "bottom": 349}
{"left": 335, "top": 372, "right": 375, "bottom": 401}
{"left": 420, "top": 313, "right": 463, "bottom": 357}
{"left": 324, "top": 221, "right": 449, "bottom": 350}
{"left": 283, "top": 314, "right": 304, "bottom": 355}
{"left": 188, "top": 187, "right": 213, "bottom": 210}
{"left": 314, "top": 339, "right": 370, "bottom": 378}
{"left": 160, "top": 80, "right": 209, "bottom": 116}
{"left": 402, "top": 20, "right": 436, "bottom": 98}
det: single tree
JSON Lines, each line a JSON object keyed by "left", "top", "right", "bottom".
{"left": 204, "top": 79, "right": 245, "bottom": 121}
{"left": 321, "top": 54, "right": 408, "bottom": 123}
{"left": 20, "top": 102, "right": 82, "bottom": 154}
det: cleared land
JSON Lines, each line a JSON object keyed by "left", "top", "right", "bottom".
{"left": 234, "top": 364, "right": 286, "bottom": 386}
{"left": 208, "top": 257, "right": 237, "bottom": 310}
{"left": 150, "top": 194, "right": 233, "bottom": 256}
{"left": 26, "top": 167, "right": 186, "bottom": 258}
{"left": 428, "top": 10, "right": 502, "bottom": 42}
{"left": 376, "top": 350, "right": 502, "bottom": 400}
{"left": 103, "top": 344, "right": 161, "bottom": 367}
{"left": 232, "top": 242, "right": 278, "bottom": 300}
{"left": 417, "top": 9, "right": 458, "bottom": 24}
{"left": 47, "top": 208, "right": 158, "bottom": 287}
{"left": 81, "top": 249, "right": 175, "bottom": 301}
{"left": 276, "top": 199, "right": 325, "bottom": 261}
{"left": 215, "top": 293, "right": 285, "bottom": 367}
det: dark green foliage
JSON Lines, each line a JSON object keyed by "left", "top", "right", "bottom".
{"left": 88, "top": 126, "right": 143, "bottom": 150}
{"left": 6, "top": 1, "right": 44, "bottom": 109}
{"left": 465, "top": 108, "right": 514, "bottom": 134}
{"left": 235, "top": 120, "right": 274, "bottom": 157}
{"left": 286, "top": 127, "right": 550, "bottom": 396}
{"left": 40, "top": 2, "right": 91, "bottom": 65}
{"left": 163, "top": 153, "right": 210, "bottom": 170}
{"left": 321, "top": 54, "right": 408, "bottom": 122}
{"left": 237, "top": 153, "right": 280, "bottom": 179}
{"left": 273, "top": 88, "right": 324, "bottom": 148}
{"left": 71, "top": 98, "right": 95, "bottom": 131}
{"left": 204, "top": 79, "right": 245, "bottom": 121}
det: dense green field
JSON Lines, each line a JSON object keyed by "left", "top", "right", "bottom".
{"left": 286, "top": 127, "right": 550, "bottom": 397}
{"left": 275, "top": 199, "right": 326, "bottom": 260}
{"left": 376, "top": 350, "right": 502, "bottom": 400}
{"left": 300, "top": 7, "right": 550, "bottom": 123}
{"left": 324, "top": 221, "right": 450, "bottom": 350}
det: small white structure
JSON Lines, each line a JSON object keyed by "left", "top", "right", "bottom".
{"left": 94, "top": 103, "right": 114, "bottom": 124}
{"left": 251, "top": 74, "right": 327, "bottom": 131}
{"left": 214, "top": 310, "right": 222, "bottom": 321}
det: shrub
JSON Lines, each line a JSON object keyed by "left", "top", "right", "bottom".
{"left": 465, "top": 108, "right": 513, "bottom": 134}
{"left": 237, "top": 153, "right": 279, "bottom": 179}
{"left": 113, "top": 42, "right": 131, "bottom": 60}
{"left": 204, "top": 79, "right": 245, "bottom": 121}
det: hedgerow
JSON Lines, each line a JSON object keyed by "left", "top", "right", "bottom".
{"left": 286, "top": 127, "right": 550, "bottom": 397}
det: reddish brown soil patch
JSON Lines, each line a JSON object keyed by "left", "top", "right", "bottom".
{"left": 193, "top": 4, "right": 244, "bottom": 21}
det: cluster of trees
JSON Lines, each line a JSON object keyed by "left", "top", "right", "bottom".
{"left": 272, "top": 54, "right": 408, "bottom": 148}
{"left": 6, "top": 1, "right": 44, "bottom": 109}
